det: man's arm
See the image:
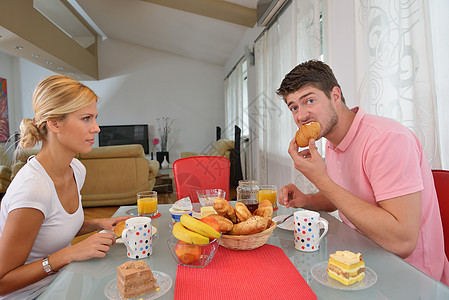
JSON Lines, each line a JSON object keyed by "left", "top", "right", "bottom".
{"left": 288, "top": 138, "right": 421, "bottom": 258}
{"left": 317, "top": 175, "right": 421, "bottom": 258}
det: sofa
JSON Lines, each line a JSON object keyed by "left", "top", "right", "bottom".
{"left": 0, "top": 145, "right": 12, "bottom": 198}
{"left": 181, "top": 139, "right": 235, "bottom": 160}
{"left": 10, "top": 144, "right": 160, "bottom": 207}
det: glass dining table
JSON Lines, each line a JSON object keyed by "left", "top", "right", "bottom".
{"left": 38, "top": 203, "right": 449, "bottom": 300}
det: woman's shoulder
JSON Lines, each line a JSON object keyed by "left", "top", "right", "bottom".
{"left": 2, "top": 163, "right": 53, "bottom": 213}
{"left": 12, "top": 158, "right": 51, "bottom": 185}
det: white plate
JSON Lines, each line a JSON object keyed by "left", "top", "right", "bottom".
{"left": 100, "top": 226, "right": 157, "bottom": 243}
{"left": 104, "top": 271, "right": 172, "bottom": 300}
{"left": 311, "top": 261, "right": 377, "bottom": 291}
{"left": 272, "top": 214, "right": 294, "bottom": 231}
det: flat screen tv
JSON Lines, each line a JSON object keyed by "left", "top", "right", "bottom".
{"left": 98, "top": 124, "right": 149, "bottom": 154}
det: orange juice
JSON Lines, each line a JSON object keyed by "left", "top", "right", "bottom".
{"left": 258, "top": 189, "right": 277, "bottom": 209}
{"left": 138, "top": 197, "right": 158, "bottom": 215}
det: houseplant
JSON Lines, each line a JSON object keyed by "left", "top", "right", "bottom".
{"left": 156, "top": 117, "right": 174, "bottom": 166}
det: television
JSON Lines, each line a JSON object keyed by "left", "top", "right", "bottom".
{"left": 98, "top": 124, "right": 149, "bottom": 154}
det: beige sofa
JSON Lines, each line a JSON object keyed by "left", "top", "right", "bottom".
{"left": 181, "top": 138, "right": 243, "bottom": 190}
{"left": 181, "top": 139, "right": 234, "bottom": 159}
{"left": 11, "top": 144, "right": 160, "bottom": 207}
{"left": 0, "top": 145, "right": 12, "bottom": 198}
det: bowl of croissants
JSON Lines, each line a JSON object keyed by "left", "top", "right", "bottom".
{"left": 209, "top": 199, "right": 276, "bottom": 250}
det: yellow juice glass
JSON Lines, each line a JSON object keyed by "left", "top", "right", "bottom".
{"left": 258, "top": 185, "right": 278, "bottom": 210}
{"left": 137, "top": 191, "right": 158, "bottom": 217}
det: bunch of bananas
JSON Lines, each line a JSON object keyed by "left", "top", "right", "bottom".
{"left": 172, "top": 214, "right": 221, "bottom": 245}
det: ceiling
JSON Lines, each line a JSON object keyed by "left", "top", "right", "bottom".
{"left": 76, "top": 0, "right": 258, "bottom": 65}
{"left": 0, "top": 0, "right": 260, "bottom": 79}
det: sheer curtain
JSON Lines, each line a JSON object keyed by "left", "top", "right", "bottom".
{"left": 224, "top": 58, "right": 247, "bottom": 139}
{"left": 354, "top": 0, "right": 448, "bottom": 169}
{"left": 252, "top": 0, "right": 323, "bottom": 191}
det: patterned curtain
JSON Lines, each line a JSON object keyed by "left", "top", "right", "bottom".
{"left": 355, "top": 0, "right": 447, "bottom": 168}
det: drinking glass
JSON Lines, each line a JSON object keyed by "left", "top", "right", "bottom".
{"left": 137, "top": 191, "right": 158, "bottom": 217}
{"left": 258, "top": 185, "right": 278, "bottom": 210}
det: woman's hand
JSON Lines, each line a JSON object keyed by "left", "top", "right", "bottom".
{"left": 65, "top": 232, "right": 116, "bottom": 262}
{"left": 96, "top": 216, "right": 131, "bottom": 232}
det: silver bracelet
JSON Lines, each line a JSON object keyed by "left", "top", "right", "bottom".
{"left": 42, "top": 257, "right": 56, "bottom": 275}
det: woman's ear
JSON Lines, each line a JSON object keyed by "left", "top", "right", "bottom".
{"left": 46, "top": 120, "right": 61, "bottom": 133}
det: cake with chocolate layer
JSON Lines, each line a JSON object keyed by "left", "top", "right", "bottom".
{"left": 117, "top": 260, "right": 158, "bottom": 298}
{"left": 327, "top": 250, "right": 365, "bottom": 285}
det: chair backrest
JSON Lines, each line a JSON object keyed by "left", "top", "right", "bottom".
{"left": 432, "top": 169, "right": 449, "bottom": 258}
{"left": 173, "top": 156, "right": 230, "bottom": 202}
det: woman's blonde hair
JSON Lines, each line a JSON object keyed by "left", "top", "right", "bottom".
{"left": 18, "top": 75, "right": 98, "bottom": 149}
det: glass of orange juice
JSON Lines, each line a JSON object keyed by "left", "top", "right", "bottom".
{"left": 258, "top": 185, "right": 278, "bottom": 210}
{"left": 137, "top": 191, "right": 158, "bottom": 217}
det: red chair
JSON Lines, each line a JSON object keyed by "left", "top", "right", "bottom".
{"left": 173, "top": 156, "right": 230, "bottom": 203}
{"left": 432, "top": 170, "right": 449, "bottom": 258}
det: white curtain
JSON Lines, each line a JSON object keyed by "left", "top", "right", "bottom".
{"left": 429, "top": 0, "right": 449, "bottom": 168}
{"left": 354, "top": 0, "right": 449, "bottom": 169}
{"left": 224, "top": 58, "right": 247, "bottom": 140}
{"left": 252, "top": 0, "right": 323, "bottom": 192}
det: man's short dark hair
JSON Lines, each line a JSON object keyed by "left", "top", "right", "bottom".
{"left": 276, "top": 60, "right": 345, "bottom": 104}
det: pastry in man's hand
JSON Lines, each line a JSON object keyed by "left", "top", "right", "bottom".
{"left": 235, "top": 202, "right": 252, "bottom": 222}
{"left": 253, "top": 200, "right": 273, "bottom": 227}
{"left": 208, "top": 214, "right": 234, "bottom": 233}
{"left": 229, "top": 216, "right": 268, "bottom": 235}
{"left": 295, "top": 121, "right": 321, "bottom": 147}
{"left": 213, "top": 198, "right": 237, "bottom": 223}
{"left": 114, "top": 220, "right": 126, "bottom": 237}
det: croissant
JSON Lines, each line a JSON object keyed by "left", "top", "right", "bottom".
{"left": 208, "top": 214, "right": 234, "bottom": 233}
{"left": 295, "top": 121, "right": 321, "bottom": 147}
{"left": 213, "top": 198, "right": 237, "bottom": 223}
{"left": 235, "top": 202, "right": 252, "bottom": 222}
{"left": 254, "top": 200, "right": 273, "bottom": 228}
{"left": 229, "top": 216, "right": 268, "bottom": 235}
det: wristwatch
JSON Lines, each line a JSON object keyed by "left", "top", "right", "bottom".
{"left": 42, "top": 257, "right": 56, "bottom": 275}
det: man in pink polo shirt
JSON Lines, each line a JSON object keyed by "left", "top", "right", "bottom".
{"left": 276, "top": 60, "right": 448, "bottom": 285}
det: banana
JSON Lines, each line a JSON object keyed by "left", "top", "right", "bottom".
{"left": 180, "top": 214, "right": 221, "bottom": 239}
{"left": 172, "top": 222, "right": 210, "bottom": 245}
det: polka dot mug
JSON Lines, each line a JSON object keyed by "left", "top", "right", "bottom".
{"left": 122, "top": 217, "right": 153, "bottom": 259}
{"left": 293, "top": 210, "right": 328, "bottom": 252}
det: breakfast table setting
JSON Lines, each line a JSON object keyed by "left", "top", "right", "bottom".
{"left": 37, "top": 196, "right": 449, "bottom": 300}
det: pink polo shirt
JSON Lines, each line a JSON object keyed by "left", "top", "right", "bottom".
{"left": 325, "top": 107, "right": 448, "bottom": 285}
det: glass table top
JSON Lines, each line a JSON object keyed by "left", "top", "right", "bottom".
{"left": 38, "top": 204, "right": 449, "bottom": 300}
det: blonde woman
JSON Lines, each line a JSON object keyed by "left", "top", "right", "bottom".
{"left": 0, "top": 75, "right": 128, "bottom": 299}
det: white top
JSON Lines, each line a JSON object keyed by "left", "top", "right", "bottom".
{"left": 0, "top": 156, "right": 85, "bottom": 300}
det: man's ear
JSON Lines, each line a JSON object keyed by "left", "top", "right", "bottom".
{"left": 331, "top": 86, "right": 341, "bottom": 102}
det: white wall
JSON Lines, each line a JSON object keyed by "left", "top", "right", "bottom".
{"left": 0, "top": 38, "right": 226, "bottom": 162}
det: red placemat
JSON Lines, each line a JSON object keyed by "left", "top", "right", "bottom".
{"left": 174, "top": 244, "right": 316, "bottom": 300}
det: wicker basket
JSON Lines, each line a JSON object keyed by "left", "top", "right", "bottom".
{"left": 220, "top": 222, "right": 277, "bottom": 250}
